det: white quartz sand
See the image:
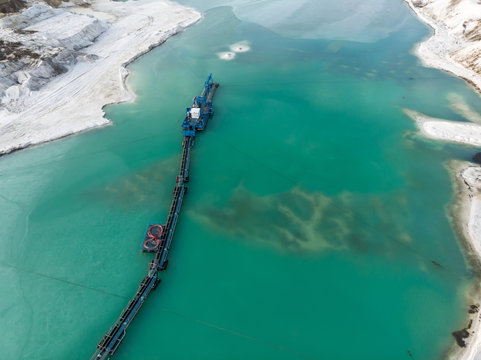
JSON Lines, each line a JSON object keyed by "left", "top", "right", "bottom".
{"left": 404, "top": 109, "right": 481, "bottom": 146}
{"left": 402, "top": 2, "right": 481, "bottom": 357}
{"left": 404, "top": 0, "right": 481, "bottom": 94}
{"left": 0, "top": 0, "right": 201, "bottom": 155}
{"left": 447, "top": 161, "right": 481, "bottom": 360}
{"left": 404, "top": 99, "right": 481, "bottom": 359}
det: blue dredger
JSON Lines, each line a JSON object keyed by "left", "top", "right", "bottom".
{"left": 90, "top": 74, "right": 219, "bottom": 360}
{"left": 182, "top": 73, "right": 217, "bottom": 136}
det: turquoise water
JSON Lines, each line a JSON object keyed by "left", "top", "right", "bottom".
{"left": 1, "top": 1, "right": 481, "bottom": 359}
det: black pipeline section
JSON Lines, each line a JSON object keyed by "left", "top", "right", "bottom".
{"left": 91, "top": 78, "right": 218, "bottom": 360}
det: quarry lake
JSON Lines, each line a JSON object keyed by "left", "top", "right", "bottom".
{"left": 2, "top": 1, "right": 481, "bottom": 359}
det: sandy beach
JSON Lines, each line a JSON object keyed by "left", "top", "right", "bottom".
{"left": 404, "top": 0, "right": 481, "bottom": 94}
{"left": 404, "top": 109, "right": 481, "bottom": 146}
{"left": 446, "top": 161, "right": 481, "bottom": 360}
{"left": 0, "top": 0, "right": 200, "bottom": 155}
{"left": 403, "top": 1, "right": 481, "bottom": 359}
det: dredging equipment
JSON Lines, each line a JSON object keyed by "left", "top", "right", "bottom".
{"left": 90, "top": 74, "right": 219, "bottom": 360}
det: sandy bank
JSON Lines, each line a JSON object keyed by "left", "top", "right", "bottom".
{"left": 403, "top": 2, "right": 481, "bottom": 358}
{"left": 404, "top": 108, "right": 481, "bottom": 146}
{"left": 404, "top": 105, "right": 481, "bottom": 360}
{"left": 403, "top": 90, "right": 481, "bottom": 146}
{"left": 0, "top": 0, "right": 201, "bottom": 155}
{"left": 404, "top": 0, "right": 481, "bottom": 95}
{"left": 446, "top": 161, "right": 481, "bottom": 360}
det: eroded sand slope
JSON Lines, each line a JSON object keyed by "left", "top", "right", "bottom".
{"left": 0, "top": 0, "right": 200, "bottom": 155}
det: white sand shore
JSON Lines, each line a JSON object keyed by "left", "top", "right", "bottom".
{"left": 404, "top": 105, "right": 481, "bottom": 360}
{"left": 403, "top": 2, "right": 481, "bottom": 359}
{"left": 447, "top": 161, "right": 481, "bottom": 360}
{"left": 0, "top": 0, "right": 201, "bottom": 155}
{"left": 404, "top": 108, "right": 481, "bottom": 146}
{"left": 404, "top": 0, "right": 481, "bottom": 94}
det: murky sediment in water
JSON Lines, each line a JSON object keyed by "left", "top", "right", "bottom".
{"left": 192, "top": 185, "right": 415, "bottom": 254}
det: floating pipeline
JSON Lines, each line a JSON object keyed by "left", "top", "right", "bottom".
{"left": 90, "top": 74, "right": 219, "bottom": 360}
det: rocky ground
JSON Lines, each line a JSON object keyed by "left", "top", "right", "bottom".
{"left": 0, "top": 1, "right": 107, "bottom": 112}
{"left": 406, "top": 0, "right": 481, "bottom": 92}
{"left": 0, "top": 0, "right": 200, "bottom": 155}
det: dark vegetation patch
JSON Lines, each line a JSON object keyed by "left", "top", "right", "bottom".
{"left": 14, "top": 29, "right": 37, "bottom": 35}
{"left": 452, "top": 328, "right": 470, "bottom": 347}
{"left": 0, "top": 39, "right": 40, "bottom": 61}
{"left": 0, "top": 0, "right": 26, "bottom": 14}
{"left": 452, "top": 304, "right": 479, "bottom": 347}
{"left": 472, "top": 152, "right": 481, "bottom": 165}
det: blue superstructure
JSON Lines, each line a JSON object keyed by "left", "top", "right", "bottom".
{"left": 182, "top": 73, "right": 217, "bottom": 136}
{"left": 91, "top": 74, "right": 219, "bottom": 360}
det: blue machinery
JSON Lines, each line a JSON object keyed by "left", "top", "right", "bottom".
{"left": 90, "top": 74, "right": 219, "bottom": 360}
{"left": 182, "top": 73, "right": 217, "bottom": 137}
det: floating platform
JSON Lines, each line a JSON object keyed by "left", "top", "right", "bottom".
{"left": 91, "top": 74, "right": 219, "bottom": 360}
{"left": 141, "top": 224, "right": 164, "bottom": 252}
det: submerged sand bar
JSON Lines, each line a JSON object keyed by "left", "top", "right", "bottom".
{"left": 0, "top": 0, "right": 201, "bottom": 155}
